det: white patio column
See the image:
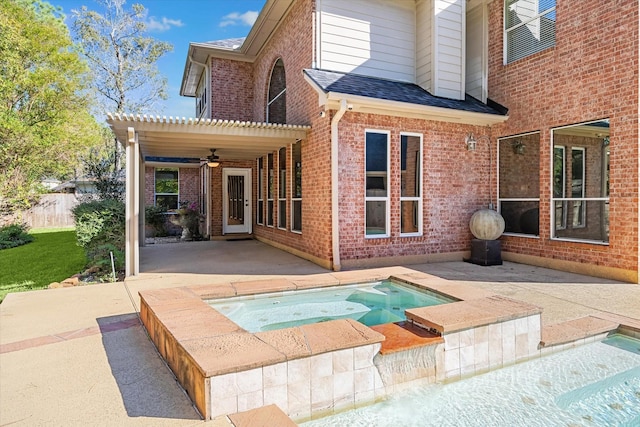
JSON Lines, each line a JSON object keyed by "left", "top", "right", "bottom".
{"left": 125, "top": 127, "right": 140, "bottom": 277}
{"left": 139, "top": 153, "right": 146, "bottom": 248}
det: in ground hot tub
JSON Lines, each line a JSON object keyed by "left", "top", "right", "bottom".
{"left": 207, "top": 281, "right": 454, "bottom": 332}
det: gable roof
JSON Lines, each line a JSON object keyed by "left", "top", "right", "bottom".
{"left": 181, "top": 0, "right": 295, "bottom": 97}
{"left": 303, "top": 69, "right": 508, "bottom": 125}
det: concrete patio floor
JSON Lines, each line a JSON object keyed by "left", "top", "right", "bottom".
{"left": 1, "top": 239, "right": 638, "bottom": 426}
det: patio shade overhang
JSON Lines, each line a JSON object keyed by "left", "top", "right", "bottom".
{"left": 106, "top": 113, "right": 311, "bottom": 161}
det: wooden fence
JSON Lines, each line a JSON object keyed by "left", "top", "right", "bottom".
{"left": 20, "top": 193, "right": 80, "bottom": 228}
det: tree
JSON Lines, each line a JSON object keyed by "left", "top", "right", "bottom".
{"left": 79, "top": 128, "right": 125, "bottom": 202}
{"left": 71, "top": 0, "right": 173, "bottom": 115}
{"left": 0, "top": 0, "right": 102, "bottom": 216}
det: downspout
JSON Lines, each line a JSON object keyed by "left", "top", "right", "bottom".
{"left": 330, "top": 99, "right": 348, "bottom": 271}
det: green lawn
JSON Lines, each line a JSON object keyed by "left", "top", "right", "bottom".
{"left": 0, "top": 228, "right": 87, "bottom": 302}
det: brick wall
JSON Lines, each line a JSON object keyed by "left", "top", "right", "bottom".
{"left": 249, "top": 0, "right": 335, "bottom": 263}
{"left": 210, "top": 59, "right": 254, "bottom": 120}
{"left": 488, "top": 0, "right": 638, "bottom": 274}
{"left": 336, "top": 113, "right": 487, "bottom": 262}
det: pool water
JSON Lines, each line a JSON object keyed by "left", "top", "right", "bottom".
{"left": 207, "top": 281, "right": 453, "bottom": 332}
{"left": 301, "top": 334, "right": 640, "bottom": 427}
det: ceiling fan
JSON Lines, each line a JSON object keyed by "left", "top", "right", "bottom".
{"left": 206, "top": 149, "right": 220, "bottom": 168}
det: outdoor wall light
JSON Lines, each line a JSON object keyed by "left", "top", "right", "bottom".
{"left": 511, "top": 140, "right": 525, "bottom": 155}
{"left": 465, "top": 133, "right": 477, "bottom": 151}
{"left": 207, "top": 149, "right": 220, "bottom": 168}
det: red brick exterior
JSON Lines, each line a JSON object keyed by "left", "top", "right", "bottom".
{"left": 153, "top": 0, "right": 637, "bottom": 280}
{"left": 210, "top": 60, "right": 253, "bottom": 121}
{"left": 488, "top": 0, "right": 638, "bottom": 277}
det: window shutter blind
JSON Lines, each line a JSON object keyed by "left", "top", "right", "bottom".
{"left": 505, "top": 0, "right": 556, "bottom": 63}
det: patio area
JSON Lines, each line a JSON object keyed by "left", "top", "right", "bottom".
{"left": 1, "top": 239, "right": 638, "bottom": 426}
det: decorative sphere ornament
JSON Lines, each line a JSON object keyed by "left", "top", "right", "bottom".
{"left": 469, "top": 208, "right": 505, "bottom": 240}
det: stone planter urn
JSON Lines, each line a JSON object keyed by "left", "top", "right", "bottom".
{"left": 170, "top": 208, "right": 200, "bottom": 241}
{"left": 469, "top": 208, "right": 505, "bottom": 240}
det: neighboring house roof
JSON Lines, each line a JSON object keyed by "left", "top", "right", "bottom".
{"left": 303, "top": 69, "right": 508, "bottom": 119}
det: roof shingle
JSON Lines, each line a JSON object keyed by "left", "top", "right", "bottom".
{"left": 304, "top": 68, "right": 507, "bottom": 116}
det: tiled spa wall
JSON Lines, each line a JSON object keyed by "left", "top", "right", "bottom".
{"left": 209, "top": 343, "right": 385, "bottom": 421}
{"left": 436, "top": 314, "right": 542, "bottom": 382}
{"left": 208, "top": 313, "right": 544, "bottom": 421}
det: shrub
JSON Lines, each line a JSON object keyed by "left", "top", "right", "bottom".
{"left": 0, "top": 223, "right": 34, "bottom": 249}
{"left": 145, "top": 205, "right": 167, "bottom": 237}
{"left": 72, "top": 199, "right": 125, "bottom": 274}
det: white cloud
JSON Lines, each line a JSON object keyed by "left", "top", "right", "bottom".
{"left": 146, "top": 16, "right": 185, "bottom": 32}
{"left": 219, "top": 10, "right": 259, "bottom": 28}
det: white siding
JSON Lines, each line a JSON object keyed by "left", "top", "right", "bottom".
{"left": 432, "top": 0, "right": 465, "bottom": 100}
{"left": 465, "top": 4, "right": 487, "bottom": 102}
{"left": 317, "top": 0, "right": 415, "bottom": 82}
{"left": 416, "top": 0, "right": 432, "bottom": 91}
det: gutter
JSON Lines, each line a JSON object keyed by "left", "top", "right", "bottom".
{"left": 330, "top": 99, "right": 348, "bottom": 271}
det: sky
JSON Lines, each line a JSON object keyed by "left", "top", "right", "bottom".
{"left": 52, "top": 0, "right": 267, "bottom": 118}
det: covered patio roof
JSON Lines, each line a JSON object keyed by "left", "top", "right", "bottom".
{"left": 106, "top": 113, "right": 311, "bottom": 278}
{"left": 106, "top": 113, "right": 310, "bottom": 161}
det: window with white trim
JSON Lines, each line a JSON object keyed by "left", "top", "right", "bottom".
{"left": 154, "top": 168, "right": 179, "bottom": 210}
{"left": 505, "top": 0, "right": 556, "bottom": 63}
{"left": 267, "top": 153, "right": 274, "bottom": 227}
{"left": 291, "top": 141, "right": 302, "bottom": 233}
{"left": 551, "top": 120, "right": 609, "bottom": 243}
{"left": 400, "top": 133, "right": 422, "bottom": 236}
{"left": 278, "top": 147, "right": 287, "bottom": 229}
{"left": 498, "top": 132, "right": 540, "bottom": 236}
{"left": 257, "top": 158, "right": 264, "bottom": 225}
{"left": 365, "top": 130, "right": 390, "bottom": 238}
{"left": 195, "top": 72, "right": 207, "bottom": 118}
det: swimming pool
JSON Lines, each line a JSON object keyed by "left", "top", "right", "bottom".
{"left": 207, "top": 280, "right": 454, "bottom": 332}
{"left": 300, "top": 334, "right": 640, "bottom": 426}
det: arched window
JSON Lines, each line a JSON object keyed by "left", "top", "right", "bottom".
{"left": 266, "top": 58, "right": 286, "bottom": 123}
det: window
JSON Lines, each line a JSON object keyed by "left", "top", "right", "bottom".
{"left": 365, "top": 131, "right": 389, "bottom": 237}
{"left": 278, "top": 147, "right": 287, "bottom": 229}
{"left": 498, "top": 132, "right": 540, "bottom": 236}
{"left": 570, "top": 147, "right": 585, "bottom": 227}
{"left": 505, "top": 0, "right": 556, "bottom": 63}
{"left": 267, "top": 153, "right": 274, "bottom": 227}
{"left": 551, "top": 120, "right": 609, "bottom": 243}
{"left": 155, "top": 168, "right": 179, "bottom": 210}
{"left": 195, "top": 72, "right": 207, "bottom": 118}
{"left": 553, "top": 145, "right": 567, "bottom": 229}
{"left": 266, "top": 58, "right": 286, "bottom": 123}
{"left": 257, "top": 158, "right": 264, "bottom": 225}
{"left": 291, "top": 142, "right": 302, "bottom": 233}
{"left": 400, "top": 133, "right": 422, "bottom": 236}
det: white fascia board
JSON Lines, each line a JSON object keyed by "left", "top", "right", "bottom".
{"left": 303, "top": 72, "right": 329, "bottom": 107}
{"left": 325, "top": 91, "right": 508, "bottom": 126}
{"left": 180, "top": 44, "right": 254, "bottom": 97}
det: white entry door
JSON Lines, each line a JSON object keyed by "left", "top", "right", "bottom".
{"left": 222, "top": 168, "right": 252, "bottom": 234}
